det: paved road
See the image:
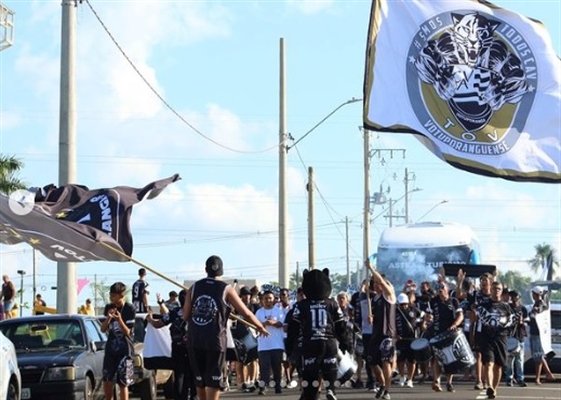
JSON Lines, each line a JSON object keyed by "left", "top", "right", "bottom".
{"left": 136, "top": 376, "right": 560, "bottom": 400}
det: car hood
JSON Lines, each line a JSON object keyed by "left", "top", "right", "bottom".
{"left": 16, "top": 349, "right": 82, "bottom": 367}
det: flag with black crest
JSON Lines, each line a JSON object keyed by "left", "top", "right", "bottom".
{"left": 363, "top": 0, "right": 561, "bottom": 182}
{"left": 0, "top": 174, "right": 180, "bottom": 262}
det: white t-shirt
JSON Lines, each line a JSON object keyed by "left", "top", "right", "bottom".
{"left": 256, "top": 306, "right": 285, "bottom": 351}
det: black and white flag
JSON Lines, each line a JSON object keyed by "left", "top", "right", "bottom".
{"left": 0, "top": 174, "right": 180, "bottom": 262}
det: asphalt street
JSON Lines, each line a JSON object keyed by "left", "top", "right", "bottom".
{"left": 138, "top": 375, "right": 560, "bottom": 400}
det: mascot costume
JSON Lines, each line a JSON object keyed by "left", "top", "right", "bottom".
{"left": 287, "top": 268, "right": 351, "bottom": 400}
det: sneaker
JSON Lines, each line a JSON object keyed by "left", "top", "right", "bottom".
{"left": 486, "top": 387, "right": 496, "bottom": 399}
{"left": 518, "top": 381, "right": 528, "bottom": 387}
{"left": 381, "top": 390, "right": 391, "bottom": 400}
{"left": 325, "top": 389, "right": 337, "bottom": 400}
{"left": 353, "top": 380, "right": 364, "bottom": 389}
{"left": 447, "top": 383, "right": 455, "bottom": 392}
{"left": 258, "top": 387, "right": 266, "bottom": 396}
{"left": 275, "top": 387, "right": 282, "bottom": 394}
{"left": 432, "top": 382, "right": 443, "bottom": 392}
{"left": 475, "top": 381, "right": 484, "bottom": 390}
{"left": 506, "top": 380, "right": 513, "bottom": 387}
{"left": 398, "top": 376, "right": 406, "bottom": 386}
{"left": 375, "top": 386, "right": 385, "bottom": 398}
{"left": 406, "top": 379, "right": 414, "bottom": 388}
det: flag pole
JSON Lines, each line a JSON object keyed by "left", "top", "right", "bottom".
{"left": 96, "top": 241, "right": 188, "bottom": 291}
{"left": 96, "top": 241, "right": 259, "bottom": 330}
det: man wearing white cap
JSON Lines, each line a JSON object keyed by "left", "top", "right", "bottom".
{"left": 395, "top": 293, "right": 423, "bottom": 388}
{"left": 528, "top": 286, "right": 555, "bottom": 385}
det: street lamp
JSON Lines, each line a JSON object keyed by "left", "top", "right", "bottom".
{"left": 287, "top": 98, "right": 362, "bottom": 150}
{"left": 416, "top": 200, "right": 449, "bottom": 223}
{"left": 16, "top": 270, "right": 26, "bottom": 317}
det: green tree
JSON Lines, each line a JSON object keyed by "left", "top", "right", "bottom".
{"left": 0, "top": 155, "right": 25, "bottom": 194}
{"left": 527, "top": 243, "right": 559, "bottom": 277}
{"left": 498, "top": 270, "right": 532, "bottom": 295}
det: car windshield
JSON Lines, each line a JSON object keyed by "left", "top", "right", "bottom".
{"left": 0, "top": 320, "right": 85, "bottom": 349}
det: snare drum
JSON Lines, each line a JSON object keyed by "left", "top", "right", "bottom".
{"left": 336, "top": 349, "right": 357, "bottom": 384}
{"left": 506, "top": 337, "right": 520, "bottom": 355}
{"left": 429, "top": 329, "right": 475, "bottom": 374}
{"left": 410, "top": 338, "right": 432, "bottom": 363}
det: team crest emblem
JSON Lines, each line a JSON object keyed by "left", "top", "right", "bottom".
{"left": 406, "top": 11, "right": 537, "bottom": 155}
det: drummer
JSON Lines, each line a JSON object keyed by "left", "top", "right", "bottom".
{"left": 425, "top": 281, "right": 464, "bottom": 393}
{"left": 234, "top": 286, "right": 260, "bottom": 393}
{"left": 395, "top": 293, "right": 423, "bottom": 388}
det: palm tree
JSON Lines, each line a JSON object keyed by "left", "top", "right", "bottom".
{"left": 0, "top": 154, "right": 25, "bottom": 194}
{"left": 527, "top": 243, "right": 559, "bottom": 277}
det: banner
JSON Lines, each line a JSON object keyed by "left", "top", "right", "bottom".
{"left": 0, "top": 174, "right": 180, "bottom": 262}
{"left": 363, "top": 0, "right": 561, "bottom": 183}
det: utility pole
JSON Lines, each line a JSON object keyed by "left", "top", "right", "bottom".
{"left": 57, "top": 0, "right": 78, "bottom": 314}
{"left": 306, "top": 167, "right": 315, "bottom": 270}
{"left": 32, "top": 249, "right": 37, "bottom": 307}
{"left": 278, "top": 38, "right": 289, "bottom": 288}
{"left": 295, "top": 262, "right": 300, "bottom": 288}
{"left": 345, "top": 216, "right": 350, "bottom": 287}
{"left": 404, "top": 168, "right": 416, "bottom": 224}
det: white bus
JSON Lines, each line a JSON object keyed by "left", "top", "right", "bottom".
{"left": 375, "top": 221, "right": 481, "bottom": 287}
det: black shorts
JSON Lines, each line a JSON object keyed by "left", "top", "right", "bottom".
{"left": 396, "top": 339, "right": 415, "bottom": 363}
{"left": 480, "top": 336, "right": 507, "bottom": 367}
{"left": 188, "top": 348, "right": 225, "bottom": 388}
{"left": 102, "top": 354, "right": 134, "bottom": 387}
{"left": 368, "top": 336, "right": 395, "bottom": 366}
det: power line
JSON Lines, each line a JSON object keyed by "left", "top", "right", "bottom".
{"left": 83, "top": 0, "right": 281, "bottom": 155}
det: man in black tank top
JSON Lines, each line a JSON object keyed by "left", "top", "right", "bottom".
{"left": 183, "top": 255, "right": 268, "bottom": 400}
{"left": 365, "top": 263, "right": 396, "bottom": 400}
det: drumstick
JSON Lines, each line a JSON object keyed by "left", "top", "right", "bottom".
{"left": 229, "top": 313, "right": 259, "bottom": 331}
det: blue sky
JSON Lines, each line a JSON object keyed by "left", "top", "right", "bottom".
{"left": 1, "top": 0, "right": 559, "bottom": 313}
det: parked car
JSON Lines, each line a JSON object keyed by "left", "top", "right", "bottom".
{"left": 0, "top": 315, "right": 107, "bottom": 400}
{"left": 1, "top": 331, "right": 21, "bottom": 400}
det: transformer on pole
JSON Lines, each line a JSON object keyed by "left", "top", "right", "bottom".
{"left": 0, "top": 2, "right": 14, "bottom": 52}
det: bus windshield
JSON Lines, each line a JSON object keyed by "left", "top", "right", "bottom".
{"left": 375, "top": 222, "right": 479, "bottom": 287}
{"left": 377, "top": 245, "right": 472, "bottom": 286}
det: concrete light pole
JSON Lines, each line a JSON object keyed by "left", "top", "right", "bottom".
{"left": 57, "top": 0, "right": 78, "bottom": 314}
{"left": 16, "top": 270, "right": 25, "bottom": 317}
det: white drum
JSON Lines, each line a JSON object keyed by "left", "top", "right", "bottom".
{"left": 336, "top": 350, "right": 357, "bottom": 384}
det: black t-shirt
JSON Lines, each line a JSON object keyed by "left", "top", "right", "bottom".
{"left": 349, "top": 291, "right": 362, "bottom": 325}
{"left": 509, "top": 303, "right": 528, "bottom": 340}
{"left": 187, "top": 278, "right": 230, "bottom": 352}
{"left": 528, "top": 299, "right": 547, "bottom": 336}
{"left": 132, "top": 279, "right": 149, "bottom": 313}
{"left": 372, "top": 293, "right": 396, "bottom": 340}
{"left": 162, "top": 307, "right": 188, "bottom": 347}
{"left": 291, "top": 298, "right": 345, "bottom": 342}
{"left": 429, "top": 296, "right": 462, "bottom": 334}
{"left": 475, "top": 299, "right": 515, "bottom": 337}
{"left": 103, "top": 302, "right": 136, "bottom": 356}
{"left": 396, "top": 306, "right": 422, "bottom": 339}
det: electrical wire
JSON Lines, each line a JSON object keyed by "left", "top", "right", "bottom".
{"left": 83, "top": 0, "right": 282, "bottom": 155}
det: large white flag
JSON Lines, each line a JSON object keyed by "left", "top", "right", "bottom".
{"left": 363, "top": 0, "right": 561, "bottom": 183}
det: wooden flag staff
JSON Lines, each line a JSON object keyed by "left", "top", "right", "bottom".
{"left": 96, "top": 241, "right": 259, "bottom": 330}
